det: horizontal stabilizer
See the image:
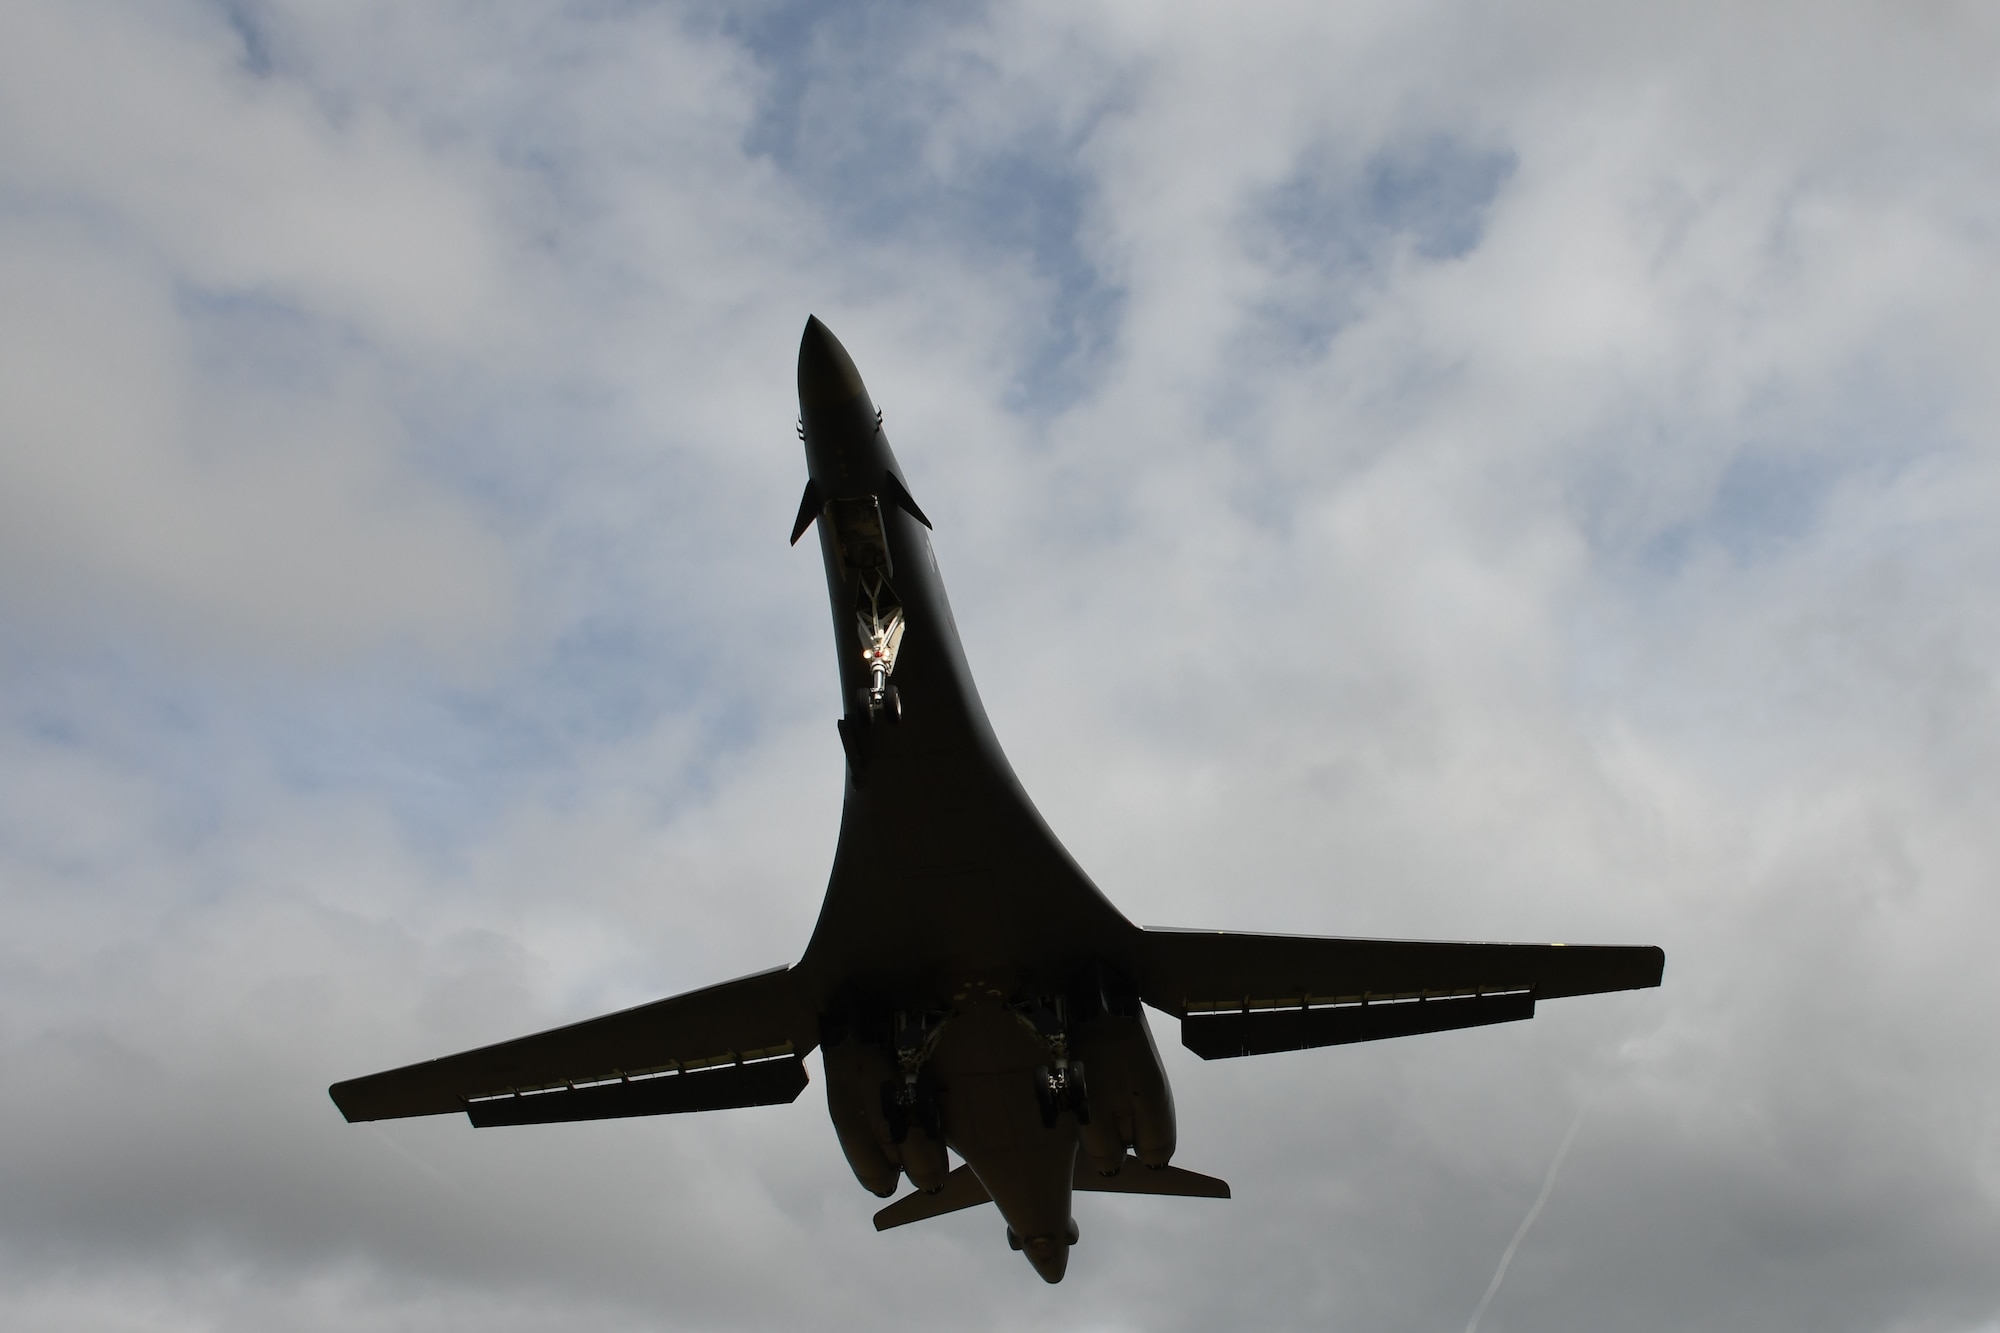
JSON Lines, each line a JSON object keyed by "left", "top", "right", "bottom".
{"left": 1075, "top": 1155, "right": 1230, "bottom": 1199}
{"left": 467, "top": 1054, "right": 808, "bottom": 1126}
{"left": 872, "top": 1155, "right": 1232, "bottom": 1232}
{"left": 874, "top": 1164, "right": 992, "bottom": 1231}
{"left": 1182, "top": 990, "right": 1534, "bottom": 1060}
{"left": 1138, "top": 929, "right": 1663, "bottom": 1019}
{"left": 329, "top": 965, "right": 816, "bottom": 1122}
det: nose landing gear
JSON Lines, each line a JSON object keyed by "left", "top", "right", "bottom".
{"left": 855, "top": 569, "right": 904, "bottom": 722}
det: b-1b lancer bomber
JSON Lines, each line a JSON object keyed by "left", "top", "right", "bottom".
{"left": 331, "top": 317, "right": 1664, "bottom": 1283}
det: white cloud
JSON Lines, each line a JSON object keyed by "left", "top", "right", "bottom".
{"left": 0, "top": 0, "right": 507, "bottom": 348}
{"left": 0, "top": 0, "right": 516, "bottom": 661}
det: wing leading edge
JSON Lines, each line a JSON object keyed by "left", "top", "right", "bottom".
{"left": 328, "top": 965, "right": 818, "bottom": 1123}
{"left": 1136, "top": 928, "right": 1663, "bottom": 1061}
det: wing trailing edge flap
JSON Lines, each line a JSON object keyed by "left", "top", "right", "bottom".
{"left": 1183, "top": 990, "right": 1534, "bottom": 1060}
{"left": 466, "top": 1054, "right": 809, "bottom": 1126}
{"left": 873, "top": 1155, "right": 1230, "bottom": 1231}
{"left": 328, "top": 964, "right": 818, "bottom": 1124}
{"left": 1136, "top": 927, "right": 1664, "bottom": 1060}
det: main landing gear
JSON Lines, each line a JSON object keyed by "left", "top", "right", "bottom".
{"left": 1018, "top": 996, "right": 1092, "bottom": 1128}
{"left": 881, "top": 1010, "right": 949, "bottom": 1193}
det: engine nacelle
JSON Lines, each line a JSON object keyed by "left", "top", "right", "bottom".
{"left": 821, "top": 1000, "right": 952, "bottom": 1196}
{"left": 1071, "top": 1001, "right": 1177, "bottom": 1171}
{"left": 823, "top": 1030, "right": 902, "bottom": 1197}
{"left": 880, "top": 1065, "right": 949, "bottom": 1193}
{"left": 894, "top": 1107, "right": 950, "bottom": 1193}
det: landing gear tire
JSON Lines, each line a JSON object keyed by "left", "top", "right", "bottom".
{"left": 1067, "top": 1063, "right": 1091, "bottom": 1125}
{"left": 858, "top": 685, "right": 902, "bottom": 724}
{"left": 880, "top": 1071, "right": 941, "bottom": 1144}
{"left": 1033, "top": 1063, "right": 1088, "bottom": 1127}
{"left": 880, "top": 1085, "right": 910, "bottom": 1144}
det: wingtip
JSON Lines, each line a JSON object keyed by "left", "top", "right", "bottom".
{"left": 328, "top": 1081, "right": 365, "bottom": 1123}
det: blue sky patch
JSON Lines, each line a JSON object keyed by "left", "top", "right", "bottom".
{"left": 723, "top": 0, "right": 1122, "bottom": 413}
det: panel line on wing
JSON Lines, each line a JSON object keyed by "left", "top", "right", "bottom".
{"left": 1179, "top": 984, "right": 1533, "bottom": 1014}
{"left": 461, "top": 1041, "right": 799, "bottom": 1104}
{"left": 466, "top": 1054, "right": 811, "bottom": 1127}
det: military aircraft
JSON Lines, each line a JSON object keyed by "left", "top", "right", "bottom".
{"left": 331, "top": 316, "right": 1664, "bottom": 1283}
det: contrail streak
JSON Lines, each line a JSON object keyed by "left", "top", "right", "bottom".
{"left": 1462, "top": 1104, "right": 1587, "bottom": 1333}
{"left": 367, "top": 1123, "right": 467, "bottom": 1196}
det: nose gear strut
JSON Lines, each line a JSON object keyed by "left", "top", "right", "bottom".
{"left": 824, "top": 494, "right": 907, "bottom": 723}
{"left": 855, "top": 569, "right": 905, "bottom": 721}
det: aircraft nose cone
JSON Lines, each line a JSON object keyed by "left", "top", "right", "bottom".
{"left": 798, "top": 315, "right": 868, "bottom": 410}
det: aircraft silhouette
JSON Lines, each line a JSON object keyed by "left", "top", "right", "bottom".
{"left": 331, "top": 317, "right": 1664, "bottom": 1283}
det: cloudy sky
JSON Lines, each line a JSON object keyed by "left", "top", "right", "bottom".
{"left": 4, "top": 1, "right": 1998, "bottom": 1329}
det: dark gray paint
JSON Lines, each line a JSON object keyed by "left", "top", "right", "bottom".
{"left": 329, "top": 317, "right": 1662, "bottom": 1284}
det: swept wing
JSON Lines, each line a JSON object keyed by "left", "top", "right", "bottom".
{"left": 329, "top": 965, "right": 817, "bottom": 1123}
{"left": 1136, "top": 928, "right": 1663, "bottom": 1060}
